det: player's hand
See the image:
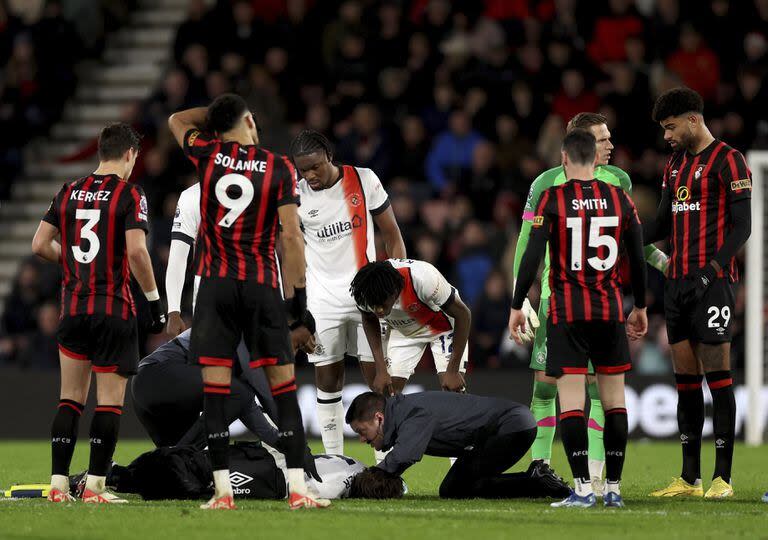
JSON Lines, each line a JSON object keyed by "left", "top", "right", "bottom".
{"left": 626, "top": 307, "right": 648, "bottom": 341}
{"left": 166, "top": 311, "right": 186, "bottom": 336}
{"left": 519, "top": 298, "right": 540, "bottom": 344}
{"left": 508, "top": 308, "right": 528, "bottom": 345}
{"left": 691, "top": 263, "right": 717, "bottom": 301}
{"left": 441, "top": 371, "right": 466, "bottom": 393}
{"left": 303, "top": 445, "right": 322, "bottom": 483}
{"left": 290, "top": 325, "right": 316, "bottom": 354}
{"left": 372, "top": 370, "right": 394, "bottom": 397}
{"left": 148, "top": 298, "right": 167, "bottom": 334}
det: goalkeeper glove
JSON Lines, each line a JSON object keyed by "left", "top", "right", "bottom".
{"left": 519, "top": 298, "right": 540, "bottom": 344}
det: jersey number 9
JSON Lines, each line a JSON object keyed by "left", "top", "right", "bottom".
{"left": 215, "top": 173, "right": 254, "bottom": 228}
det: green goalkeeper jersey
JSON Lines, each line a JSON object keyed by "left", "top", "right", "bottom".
{"left": 513, "top": 164, "right": 662, "bottom": 301}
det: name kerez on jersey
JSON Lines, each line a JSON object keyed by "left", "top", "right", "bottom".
{"left": 214, "top": 153, "right": 267, "bottom": 172}
{"left": 571, "top": 198, "right": 607, "bottom": 211}
{"left": 70, "top": 189, "right": 111, "bottom": 202}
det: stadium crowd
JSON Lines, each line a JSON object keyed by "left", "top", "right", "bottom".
{"left": 2, "top": 0, "right": 766, "bottom": 374}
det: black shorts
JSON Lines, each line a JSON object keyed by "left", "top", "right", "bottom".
{"left": 57, "top": 314, "right": 138, "bottom": 375}
{"left": 664, "top": 277, "right": 735, "bottom": 345}
{"left": 545, "top": 319, "right": 631, "bottom": 377}
{"left": 190, "top": 277, "right": 292, "bottom": 369}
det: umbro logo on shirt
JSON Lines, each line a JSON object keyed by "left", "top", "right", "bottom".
{"left": 308, "top": 209, "right": 319, "bottom": 218}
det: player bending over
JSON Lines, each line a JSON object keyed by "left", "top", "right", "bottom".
{"left": 512, "top": 112, "right": 668, "bottom": 492}
{"left": 168, "top": 94, "right": 326, "bottom": 510}
{"left": 289, "top": 129, "right": 406, "bottom": 456}
{"left": 350, "top": 259, "right": 470, "bottom": 395}
{"left": 510, "top": 129, "right": 648, "bottom": 508}
{"left": 644, "top": 87, "right": 751, "bottom": 499}
{"left": 32, "top": 123, "right": 166, "bottom": 504}
{"left": 346, "top": 391, "right": 570, "bottom": 499}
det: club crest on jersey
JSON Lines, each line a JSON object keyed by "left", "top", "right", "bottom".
{"left": 348, "top": 192, "right": 362, "bottom": 207}
{"left": 138, "top": 195, "right": 148, "bottom": 222}
{"left": 407, "top": 303, "right": 419, "bottom": 313}
{"left": 694, "top": 166, "right": 704, "bottom": 179}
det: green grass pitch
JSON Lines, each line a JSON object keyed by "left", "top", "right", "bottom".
{"left": 0, "top": 440, "right": 765, "bottom": 540}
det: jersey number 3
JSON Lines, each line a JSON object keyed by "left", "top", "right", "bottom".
{"left": 72, "top": 209, "right": 100, "bottom": 264}
{"left": 215, "top": 173, "right": 254, "bottom": 228}
{"left": 566, "top": 216, "right": 618, "bottom": 271}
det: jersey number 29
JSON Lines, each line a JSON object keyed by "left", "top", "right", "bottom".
{"left": 566, "top": 216, "right": 618, "bottom": 271}
{"left": 215, "top": 173, "right": 254, "bottom": 228}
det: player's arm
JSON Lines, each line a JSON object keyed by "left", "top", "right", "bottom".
{"left": 165, "top": 239, "right": 190, "bottom": 335}
{"left": 168, "top": 107, "right": 208, "bottom": 148}
{"left": 277, "top": 202, "right": 307, "bottom": 321}
{"left": 440, "top": 294, "right": 470, "bottom": 393}
{"left": 696, "top": 152, "right": 752, "bottom": 291}
{"left": 641, "top": 162, "right": 674, "bottom": 244}
{"left": 360, "top": 309, "right": 393, "bottom": 396}
{"left": 126, "top": 229, "right": 165, "bottom": 333}
{"left": 31, "top": 221, "right": 61, "bottom": 264}
{"left": 373, "top": 206, "right": 406, "bottom": 259}
{"left": 509, "top": 194, "right": 551, "bottom": 345}
{"left": 622, "top": 194, "right": 649, "bottom": 340}
{"left": 377, "top": 407, "right": 436, "bottom": 476}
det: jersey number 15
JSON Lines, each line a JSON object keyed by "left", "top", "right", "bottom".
{"left": 565, "top": 216, "right": 618, "bottom": 272}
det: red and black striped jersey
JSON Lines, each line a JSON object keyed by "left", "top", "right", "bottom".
{"left": 532, "top": 179, "right": 642, "bottom": 324}
{"left": 42, "top": 174, "right": 148, "bottom": 319}
{"left": 661, "top": 139, "right": 752, "bottom": 281}
{"left": 183, "top": 129, "right": 298, "bottom": 286}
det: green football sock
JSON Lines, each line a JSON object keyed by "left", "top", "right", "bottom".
{"left": 530, "top": 380, "right": 558, "bottom": 461}
{"left": 587, "top": 380, "right": 605, "bottom": 463}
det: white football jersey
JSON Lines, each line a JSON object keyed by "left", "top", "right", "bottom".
{"left": 268, "top": 447, "right": 366, "bottom": 499}
{"left": 171, "top": 183, "right": 202, "bottom": 310}
{"left": 359, "top": 259, "right": 456, "bottom": 339}
{"left": 298, "top": 165, "right": 389, "bottom": 315}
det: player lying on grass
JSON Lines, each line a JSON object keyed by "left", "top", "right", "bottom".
{"left": 131, "top": 327, "right": 314, "bottom": 449}
{"left": 509, "top": 129, "right": 648, "bottom": 509}
{"left": 512, "top": 112, "right": 668, "bottom": 493}
{"left": 350, "top": 259, "right": 470, "bottom": 395}
{"left": 346, "top": 391, "right": 571, "bottom": 499}
{"left": 67, "top": 443, "right": 368, "bottom": 502}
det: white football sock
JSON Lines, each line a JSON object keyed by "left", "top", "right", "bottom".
{"left": 317, "top": 389, "right": 344, "bottom": 455}
{"left": 50, "top": 474, "right": 69, "bottom": 492}
{"left": 588, "top": 459, "right": 605, "bottom": 480}
{"left": 606, "top": 480, "right": 621, "bottom": 496}
{"left": 574, "top": 478, "right": 594, "bottom": 497}
{"left": 287, "top": 468, "right": 308, "bottom": 494}
{"left": 85, "top": 475, "right": 106, "bottom": 493}
{"left": 212, "top": 469, "right": 232, "bottom": 497}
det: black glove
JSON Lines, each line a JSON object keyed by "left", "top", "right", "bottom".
{"left": 303, "top": 446, "right": 322, "bottom": 483}
{"left": 289, "top": 309, "right": 316, "bottom": 334}
{"left": 284, "top": 287, "right": 307, "bottom": 322}
{"left": 691, "top": 263, "right": 718, "bottom": 301}
{"left": 148, "top": 298, "right": 167, "bottom": 334}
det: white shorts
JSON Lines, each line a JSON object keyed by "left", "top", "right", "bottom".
{"left": 308, "top": 312, "right": 375, "bottom": 367}
{"left": 386, "top": 330, "right": 469, "bottom": 380}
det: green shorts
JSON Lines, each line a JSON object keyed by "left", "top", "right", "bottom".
{"left": 528, "top": 297, "right": 594, "bottom": 375}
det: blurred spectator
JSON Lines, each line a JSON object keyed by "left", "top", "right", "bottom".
{"left": 15, "top": 301, "right": 59, "bottom": 370}
{"left": 666, "top": 23, "right": 720, "bottom": 101}
{"left": 425, "top": 109, "right": 483, "bottom": 193}
{"left": 453, "top": 220, "right": 493, "bottom": 306}
{"left": 471, "top": 269, "right": 512, "bottom": 367}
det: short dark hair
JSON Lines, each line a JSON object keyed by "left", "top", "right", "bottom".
{"left": 289, "top": 129, "right": 334, "bottom": 161}
{"left": 349, "top": 261, "right": 405, "bottom": 311}
{"left": 345, "top": 392, "right": 386, "bottom": 424}
{"left": 206, "top": 93, "right": 248, "bottom": 134}
{"left": 562, "top": 129, "right": 596, "bottom": 165}
{"left": 348, "top": 467, "right": 404, "bottom": 499}
{"left": 566, "top": 112, "right": 607, "bottom": 132}
{"left": 97, "top": 123, "right": 140, "bottom": 161}
{"left": 651, "top": 87, "right": 704, "bottom": 122}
